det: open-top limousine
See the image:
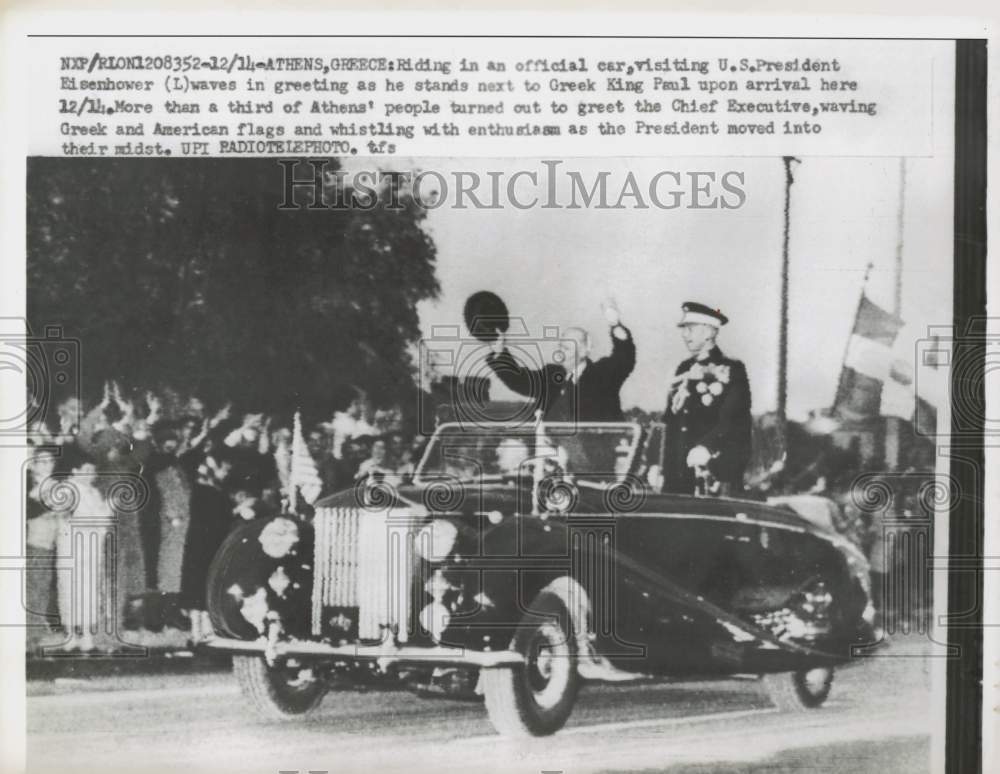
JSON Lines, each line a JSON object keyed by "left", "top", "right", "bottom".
{"left": 205, "top": 421, "right": 874, "bottom": 736}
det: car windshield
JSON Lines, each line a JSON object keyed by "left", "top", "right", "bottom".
{"left": 415, "top": 422, "right": 642, "bottom": 486}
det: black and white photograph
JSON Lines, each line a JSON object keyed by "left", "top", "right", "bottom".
{"left": 1, "top": 20, "right": 990, "bottom": 774}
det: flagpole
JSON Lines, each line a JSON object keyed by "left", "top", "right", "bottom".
{"left": 893, "top": 157, "right": 906, "bottom": 318}
{"left": 887, "top": 157, "right": 907, "bottom": 470}
{"left": 777, "top": 156, "right": 799, "bottom": 445}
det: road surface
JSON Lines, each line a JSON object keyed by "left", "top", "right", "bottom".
{"left": 27, "top": 639, "right": 934, "bottom": 774}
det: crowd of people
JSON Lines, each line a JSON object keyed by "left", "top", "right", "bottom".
{"left": 24, "top": 385, "right": 425, "bottom": 653}
{"left": 24, "top": 372, "right": 932, "bottom": 654}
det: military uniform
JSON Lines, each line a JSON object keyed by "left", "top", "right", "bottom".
{"left": 662, "top": 304, "right": 752, "bottom": 495}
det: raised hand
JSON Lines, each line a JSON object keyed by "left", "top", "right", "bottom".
{"left": 210, "top": 402, "right": 233, "bottom": 428}
{"left": 601, "top": 298, "right": 622, "bottom": 327}
{"left": 111, "top": 383, "right": 134, "bottom": 422}
{"left": 258, "top": 416, "right": 273, "bottom": 454}
{"left": 145, "top": 391, "right": 162, "bottom": 416}
{"left": 491, "top": 330, "right": 507, "bottom": 357}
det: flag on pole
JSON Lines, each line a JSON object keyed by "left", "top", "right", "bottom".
{"left": 833, "top": 295, "right": 905, "bottom": 420}
{"left": 290, "top": 411, "right": 323, "bottom": 508}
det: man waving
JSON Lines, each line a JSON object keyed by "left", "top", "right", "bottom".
{"left": 486, "top": 302, "right": 636, "bottom": 423}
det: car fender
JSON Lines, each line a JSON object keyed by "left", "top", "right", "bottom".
{"left": 536, "top": 575, "right": 593, "bottom": 661}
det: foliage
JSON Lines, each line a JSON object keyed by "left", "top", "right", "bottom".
{"left": 27, "top": 158, "right": 439, "bottom": 417}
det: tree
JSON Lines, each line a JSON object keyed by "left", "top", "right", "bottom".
{"left": 27, "top": 158, "right": 439, "bottom": 418}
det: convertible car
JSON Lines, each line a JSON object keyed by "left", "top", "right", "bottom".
{"left": 205, "top": 421, "right": 874, "bottom": 736}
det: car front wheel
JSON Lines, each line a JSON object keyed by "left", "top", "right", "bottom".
{"left": 232, "top": 655, "right": 327, "bottom": 720}
{"left": 763, "top": 666, "right": 834, "bottom": 711}
{"left": 481, "top": 592, "right": 580, "bottom": 737}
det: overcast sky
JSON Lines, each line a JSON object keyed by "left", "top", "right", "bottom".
{"left": 381, "top": 155, "right": 952, "bottom": 418}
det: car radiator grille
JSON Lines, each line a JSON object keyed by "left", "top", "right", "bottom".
{"left": 311, "top": 505, "right": 420, "bottom": 642}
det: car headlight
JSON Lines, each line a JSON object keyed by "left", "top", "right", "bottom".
{"left": 259, "top": 517, "right": 299, "bottom": 559}
{"left": 414, "top": 520, "right": 458, "bottom": 561}
{"left": 420, "top": 601, "right": 452, "bottom": 642}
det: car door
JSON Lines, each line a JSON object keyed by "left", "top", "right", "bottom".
{"left": 609, "top": 505, "right": 759, "bottom": 671}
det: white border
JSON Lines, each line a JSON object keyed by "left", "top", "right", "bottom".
{"left": 1, "top": 11, "right": 995, "bottom": 774}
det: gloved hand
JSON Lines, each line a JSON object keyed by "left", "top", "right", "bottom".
{"left": 602, "top": 299, "right": 621, "bottom": 327}
{"left": 686, "top": 445, "right": 712, "bottom": 468}
{"left": 491, "top": 330, "right": 507, "bottom": 357}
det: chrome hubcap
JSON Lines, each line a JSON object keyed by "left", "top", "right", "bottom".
{"left": 282, "top": 666, "right": 317, "bottom": 692}
{"left": 802, "top": 667, "right": 831, "bottom": 695}
{"left": 527, "top": 622, "right": 570, "bottom": 709}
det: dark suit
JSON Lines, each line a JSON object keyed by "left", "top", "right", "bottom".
{"left": 662, "top": 346, "right": 752, "bottom": 495}
{"left": 486, "top": 326, "right": 636, "bottom": 423}
{"left": 180, "top": 483, "right": 232, "bottom": 609}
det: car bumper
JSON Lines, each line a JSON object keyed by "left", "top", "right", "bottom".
{"left": 205, "top": 635, "right": 524, "bottom": 668}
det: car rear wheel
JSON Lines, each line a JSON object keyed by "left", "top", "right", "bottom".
{"left": 232, "top": 655, "right": 327, "bottom": 720}
{"left": 481, "top": 593, "right": 580, "bottom": 737}
{"left": 763, "top": 666, "right": 834, "bottom": 711}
